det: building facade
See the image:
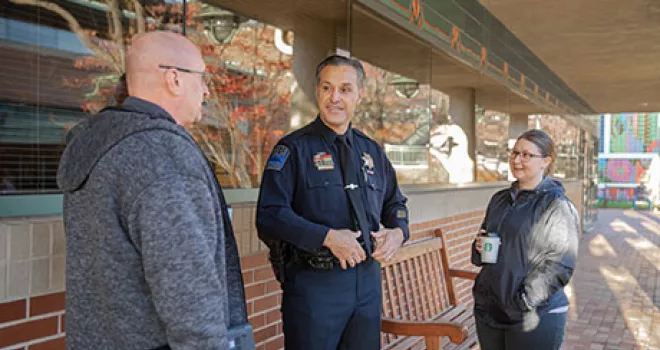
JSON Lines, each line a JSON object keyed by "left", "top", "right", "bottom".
{"left": 598, "top": 113, "right": 660, "bottom": 206}
{"left": 0, "top": 0, "right": 596, "bottom": 348}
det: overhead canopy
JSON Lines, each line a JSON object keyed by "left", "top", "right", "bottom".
{"left": 480, "top": 0, "right": 660, "bottom": 114}
{"left": 207, "top": 0, "right": 566, "bottom": 119}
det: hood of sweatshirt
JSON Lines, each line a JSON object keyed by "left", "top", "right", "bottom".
{"left": 57, "top": 97, "right": 190, "bottom": 193}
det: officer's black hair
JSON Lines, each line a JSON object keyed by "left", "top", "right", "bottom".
{"left": 315, "top": 55, "right": 365, "bottom": 88}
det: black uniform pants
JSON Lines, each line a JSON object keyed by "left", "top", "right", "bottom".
{"left": 281, "top": 258, "right": 381, "bottom": 350}
{"left": 476, "top": 311, "right": 566, "bottom": 350}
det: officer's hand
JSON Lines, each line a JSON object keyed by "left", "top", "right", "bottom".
{"left": 475, "top": 229, "right": 486, "bottom": 254}
{"left": 371, "top": 228, "right": 405, "bottom": 263}
{"left": 323, "top": 229, "right": 366, "bottom": 270}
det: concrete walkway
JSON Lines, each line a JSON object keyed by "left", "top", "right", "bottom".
{"left": 563, "top": 209, "right": 660, "bottom": 350}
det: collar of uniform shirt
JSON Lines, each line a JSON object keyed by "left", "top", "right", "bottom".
{"left": 314, "top": 115, "right": 355, "bottom": 146}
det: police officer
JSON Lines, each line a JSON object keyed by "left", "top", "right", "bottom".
{"left": 256, "top": 55, "right": 410, "bottom": 350}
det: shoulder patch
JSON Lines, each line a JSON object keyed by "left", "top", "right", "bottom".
{"left": 266, "top": 145, "right": 290, "bottom": 171}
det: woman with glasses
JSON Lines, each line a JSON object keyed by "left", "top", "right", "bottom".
{"left": 470, "top": 129, "right": 579, "bottom": 350}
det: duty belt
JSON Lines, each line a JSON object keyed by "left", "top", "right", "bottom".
{"left": 293, "top": 237, "right": 374, "bottom": 270}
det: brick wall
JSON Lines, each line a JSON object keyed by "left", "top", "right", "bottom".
{"left": 240, "top": 252, "right": 283, "bottom": 350}
{"left": 0, "top": 293, "right": 66, "bottom": 349}
{"left": 0, "top": 218, "right": 66, "bottom": 350}
{"left": 0, "top": 205, "right": 490, "bottom": 350}
{"left": 0, "top": 182, "right": 582, "bottom": 349}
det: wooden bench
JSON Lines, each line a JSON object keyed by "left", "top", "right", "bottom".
{"left": 381, "top": 229, "right": 479, "bottom": 350}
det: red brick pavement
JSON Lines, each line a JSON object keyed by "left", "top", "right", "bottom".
{"left": 562, "top": 209, "right": 660, "bottom": 350}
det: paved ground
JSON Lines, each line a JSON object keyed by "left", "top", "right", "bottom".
{"left": 562, "top": 209, "right": 660, "bottom": 350}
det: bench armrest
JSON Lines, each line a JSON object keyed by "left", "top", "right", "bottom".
{"left": 381, "top": 317, "right": 468, "bottom": 344}
{"left": 448, "top": 268, "right": 478, "bottom": 280}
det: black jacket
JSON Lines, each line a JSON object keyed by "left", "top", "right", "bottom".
{"left": 471, "top": 177, "right": 579, "bottom": 331}
{"left": 257, "top": 117, "right": 409, "bottom": 252}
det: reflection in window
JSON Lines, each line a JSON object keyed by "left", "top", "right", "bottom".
{"left": 187, "top": 3, "right": 295, "bottom": 188}
{"left": 476, "top": 108, "right": 509, "bottom": 182}
{"left": 351, "top": 60, "right": 470, "bottom": 185}
{"left": 429, "top": 99, "right": 474, "bottom": 184}
{"left": 529, "top": 115, "right": 581, "bottom": 180}
{"left": 0, "top": 0, "right": 297, "bottom": 191}
{"left": 3, "top": 0, "right": 538, "bottom": 192}
{"left": 0, "top": 0, "right": 163, "bottom": 194}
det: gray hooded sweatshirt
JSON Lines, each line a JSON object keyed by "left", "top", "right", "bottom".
{"left": 57, "top": 97, "right": 246, "bottom": 350}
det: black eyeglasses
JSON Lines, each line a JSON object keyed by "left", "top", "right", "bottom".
{"left": 158, "top": 64, "right": 214, "bottom": 84}
{"left": 509, "top": 150, "right": 545, "bottom": 162}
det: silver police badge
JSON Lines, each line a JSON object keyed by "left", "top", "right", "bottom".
{"left": 362, "top": 152, "right": 375, "bottom": 175}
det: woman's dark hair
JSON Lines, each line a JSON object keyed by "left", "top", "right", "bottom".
{"left": 114, "top": 73, "right": 129, "bottom": 106}
{"left": 517, "top": 129, "right": 556, "bottom": 176}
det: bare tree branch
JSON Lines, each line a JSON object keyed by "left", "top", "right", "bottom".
{"left": 131, "top": 0, "right": 146, "bottom": 34}
{"left": 9, "top": 0, "right": 121, "bottom": 72}
{"left": 83, "top": 74, "right": 119, "bottom": 100}
{"left": 229, "top": 125, "right": 239, "bottom": 178}
{"left": 107, "top": 0, "right": 125, "bottom": 71}
{"left": 197, "top": 128, "right": 230, "bottom": 169}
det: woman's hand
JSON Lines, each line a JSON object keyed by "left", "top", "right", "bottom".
{"left": 475, "top": 229, "right": 486, "bottom": 253}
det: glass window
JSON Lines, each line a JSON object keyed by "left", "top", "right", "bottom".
{"left": 187, "top": 3, "right": 295, "bottom": 188}
{"left": 353, "top": 61, "right": 428, "bottom": 184}
{"left": 529, "top": 115, "right": 581, "bottom": 180}
{"left": 351, "top": 59, "right": 464, "bottom": 185}
{"left": 5, "top": 0, "right": 527, "bottom": 192}
{"left": 0, "top": 0, "right": 191, "bottom": 194}
{"left": 475, "top": 108, "right": 509, "bottom": 182}
{"left": 0, "top": 0, "right": 296, "bottom": 192}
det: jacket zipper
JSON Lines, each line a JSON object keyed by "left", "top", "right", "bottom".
{"left": 496, "top": 197, "right": 515, "bottom": 235}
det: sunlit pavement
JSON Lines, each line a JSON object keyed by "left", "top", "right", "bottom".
{"left": 562, "top": 209, "right": 660, "bottom": 350}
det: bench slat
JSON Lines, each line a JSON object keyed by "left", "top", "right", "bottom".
{"left": 449, "top": 269, "right": 478, "bottom": 281}
{"left": 383, "top": 237, "right": 444, "bottom": 267}
{"left": 384, "top": 266, "right": 397, "bottom": 318}
{"left": 424, "top": 252, "right": 443, "bottom": 314}
{"left": 451, "top": 308, "right": 473, "bottom": 325}
{"left": 394, "top": 263, "right": 411, "bottom": 320}
{"left": 437, "top": 304, "right": 467, "bottom": 323}
{"left": 413, "top": 255, "right": 431, "bottom": 320}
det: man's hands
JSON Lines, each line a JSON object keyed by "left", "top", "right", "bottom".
{"left": 323, "top": 229, "right": 366, "bottom": 270}
{"left": 371, "top": 228, "right": 405, "bottom": 263}
{"left": 323, "top": 228, "right": 406, "bottom": 268}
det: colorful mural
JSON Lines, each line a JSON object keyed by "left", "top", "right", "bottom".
{"left": 598, "top": 114, "right": 660, "bottom": 204}
{"left": 598, "top": 158, "right": 653, "bottom": 184}
{"left": 598, "top": 187, "right": 637, "bottom": 202}
{"left": 608, "top": 114, "right": 659, "bottom": 153}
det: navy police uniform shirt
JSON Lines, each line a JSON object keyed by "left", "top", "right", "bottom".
{"left": 256, "top": 117, "right": 409, "bottom": 253}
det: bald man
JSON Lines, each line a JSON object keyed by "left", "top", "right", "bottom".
{"left": 57, "top": 31, "right": 249, "bottom": 350}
